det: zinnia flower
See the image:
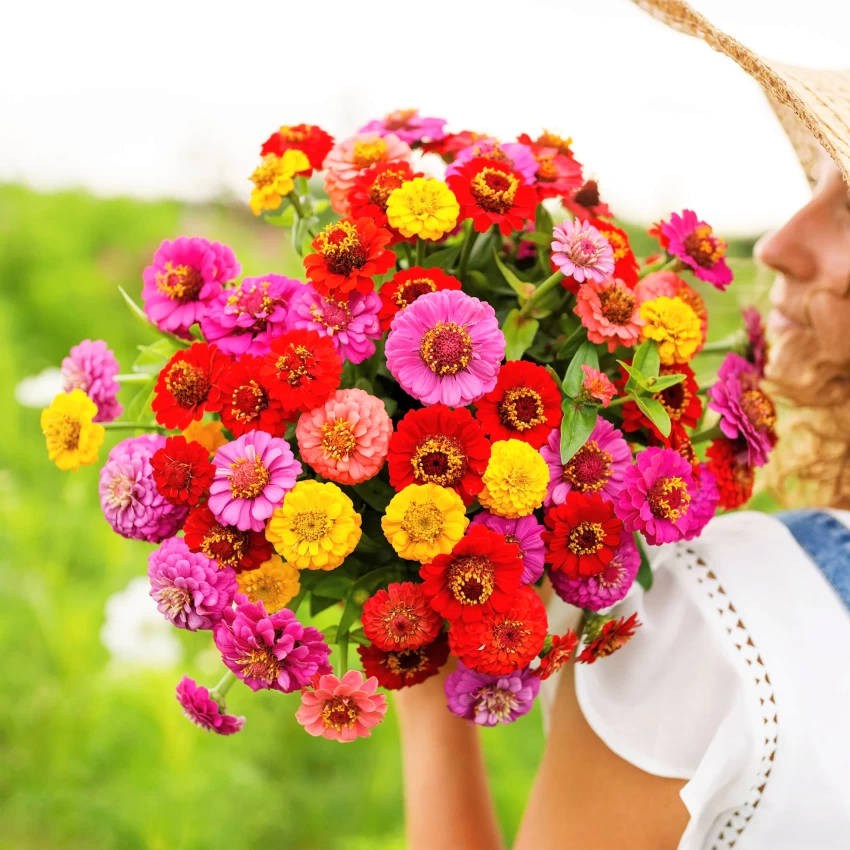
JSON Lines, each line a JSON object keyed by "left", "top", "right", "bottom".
{"left": 183, "top": 504, "right": 273, "bottom": 572}
{"left": 549, "top": 533, "right": 640, "bottom": 611}
{"left": 41, "top": 389, "right": 105, "bottom": 471}
{"left": 578, "top": 612, "right": 641, "bottom": 664}
{"left": 361, "top": 581, "right": 443, "bottom": 651}
{"left": 347, "top": 160, "right": 422, "bottom": 229}
{"left": 142, "top": 236, "right": 240, "bottom": 337}
{"left": 705, "top": 437, "right": 755, "bottom": 510}
{"left": 517, "top": 129, "right": 576, "bottom": 159}
{"left": 447, "top": 139, "right": 538, "bottom": 185}
{"left": 357, "top": 633, "right": 449, "bottom": 690}
{"left": 260, "top": 123, "right": 335, "bottom": 173}
{"left": 296, "top": 670, "right": 388, "bottom": 742}
{"left": 535, "top": 631, "right": 579, "bottom": 680}
{"left": 99, "top": 434, "right": 188, "bottom": 542}
{"left": 387, "top": 404, "right": 491, "bottom": 505}
{"left": 661, "top": 209, "right": 733, "bottom": 291}
{"left": 386, "top": 178, "right": 460, "bottom": 241}
{"left": 148, "top": 536, "right": 237, "bottom": 631}
{"left": 152, "top": 343, "right": 231, "bottom": 431}
{"left": 449, "top": 585, "right": 548, "bottom": 676}
{"left": 530, "top": 146, "right": 584, "bottom": 200}
{"left": 249, "top": 149, "right": 311, "bottom": 215}
{"left": 478, "top": 439, "right": 550, "bottom": 519}
{"left": 588, "top": 219, "right": 640, "bottom": 288}
{"left": 575, "top": 277, "right": 644, "bottom": 353}
{"left": 214, "top": 596, "right": 332, "bottom": 692}
{"left": 636, "top": 271, "right": 708, "bottom": 353}
{"left": 377, "top": 266, "right": 462, "bottom": 332}
{"left": 563, "top": 179, "right": 614, "bottom": 221}
{"left": 303, "top": 217, "right": 396, "bottom": 298}
{"left": 551, "top": 219, "right": 615, "bottom": 284}
{"left": 265, "top": 479, "right": 362, "bottom": 571}
{"left": 615, "top": 446, "right": 697, "bottom": 545}
{"left": 742, "top": 307, "right": 768, "bottom": 377}
{"left": 381, "top": 483, "right": 469, "bottom": 564}
{"left": 445, "top": 661, "right": 540, "bottom": 726}
{"left": 175, "top": 675, "right": 245, "bottom": 736}
{"left": 61, "top": 339, "right": 122, "bottom": 423}
{"left": 640, "top": 296, "right": 702, "bottom": 365}
{"left": 385, "top": 289, "right": 505, "bottom": 408}
{"left": 208, "top": 430, "right": 301, "bottom": 532}
{"left": 359, "top": 109, "right": 447, "bottom": 146}
{"left": 150, "top": 435, "right": 215, "bottom": 506}
{"left": 474, "top": 361, "right": 563, "bottom": 449}
{"left": 296, "top": 388, "right": 392, "bottom": 485}
{"left": 541, "top": 418, "right": 632, "bottom": 508}
{"left": 470, "top": 511, "right": 545, "bottom": 585}
{"left": 580, "top": 365, "right": 616, "bottom": 407}
{"left": 681, "top": 463, "right": 720, "bottom": 541}
{"left": 181, "top": 419, "right": 228, "bottom": 455}
{"left": 236, "top": 553, "right": 301, "bottom": 613}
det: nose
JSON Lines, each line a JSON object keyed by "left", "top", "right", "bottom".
{"left": 754, "top": 206, "right": 818, "bottom": 282}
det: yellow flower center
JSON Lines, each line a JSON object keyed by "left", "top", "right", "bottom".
{"left": 395, "top": 277, "right": 437, "bottom": 308}
{"left": 401, "top": 501, "right": 445, "bottom": 544}
{"left": 383, "top": 109, "right": 417, "bottom": 130}
{"left": 563, "top": 441, "right": 613, "bottom": 493}
{"left": 165, "top": 360, "right": 210, "bottom": 407}
{"left": 352, "top": 138, "right": 387, "bottom": 169}
{"left": 369, "top": 167, "right": 408, "bottom": 209}
{"left": 598, "top": 284, "right": 636, "bottom": 325}
{"left": 156, "top": 585, "right": 190, "bottom": 618}
{"left": 292, "top": 510, "right": 332, "bottom": 543}
{"left": 385, "top": 647, "right": 429, "bottom": 676}
{"left": 379, "top": 603, "right": 423, "bottom": 643}
{"left": 231, "top": 380, "right": 268, "bottom": 421}
{"left": 419, "top": 322, "right": 473, "bottom": 375}
{"left": 537, "top": 130, "right": 573, "bottom": 156}
{"left": 567, "top": 521, "right": 605, "bottom": 555}
{"left": 471, "top": 167, "right": 519, "bottom": 214}
{"left": 46, "top": 412, "right": 82, "bottom": 452}
{"left": 492, "top": 617, "right": 532, "bottom": 653}
{"left": 535, "top": 153, "right": 558, "bottom": 182}
{"left": 250, "top": 155, "right": 286, "bottom": 191}
{"left": 238, "top": 560, "right": 295, "bottom": 613}
{"left": 648, "top": 476, "right": 691, "bottom": 521}
{"left": 310, "top": 298, "right": 351, "bottom": 333}
{"left": 238, "top": 645, "right": 281, "bottom": 683}
{"left": 321, "top": 419, "right": 357, "bottom": 461}
{"left": 410, "top": 436, "right": 467, "bottom": 487}
{"left": 105, "top": 473, "right": 133, "bottom": 508}
{"left": 229, "top": 457, "right": 270, "bottom": 500}
{"left": 156, "top": 262, "right": 204, "bottom": 303}
{"left": 227, "top": 281, "right": 275, "bottom": 323}
{"left": 322, "top": 696, "right": 359, "bottom": 730}
{"left": 316, "top": 220, "right": 367, "bottom": 276}
{"left": 741, "top": 389, "right": 777, "bottom": 431}
{"left": 498, "top": 386, "right": 546, "bottom": 432}
{"left": 684, "top": 224, "right": 727, "bottom": 267}
{"left": 201, "top": 525, "right": 247, "bottom": 568}
{"left": 280, "top": 125, "right": 309, "bottom": 143}
{"left": 448, "top": 555, "right": 495, "bottom": 606}
{"left": 275, "top": 344, "right": 316, "bottom": 386}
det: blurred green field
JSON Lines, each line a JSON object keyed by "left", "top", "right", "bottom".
{"left": 0, "top": 184, "right": 768, "bottom": 850}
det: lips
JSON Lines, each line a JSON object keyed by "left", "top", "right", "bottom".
{"left": 767, "top": 308, "right": 802, "bottom": 336}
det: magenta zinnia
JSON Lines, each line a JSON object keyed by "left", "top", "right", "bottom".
{"left": 61, "top": 339, "right": 123, "bottom": 422}
{"left": 661, "top": 209, "right": 733, "bottom": 291}
{"left": 175, "top": 676, "right": 245, "bottom": 736}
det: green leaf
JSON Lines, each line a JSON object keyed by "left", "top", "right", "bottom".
{"left": 337, "top": 566, "right": 399, "bottom": 639}
{"left": 632, "top": 393, "right": 671, "bottom": 437}
{"left": 422, "top": 244, "right": 460, "bottom": 270}
{"left": 347, "top": 628, "right": 370, "bottom": 646}
{"left": 559, "top": 403, "right": 598, "bottom": 464}
{"left": 535, "top": 203, "right": 555, "bottom": 237}
{"left": 556, "top": 325, "right": 587, "bottom": 362}
{"left": 563, "top": 340, "right": 599, "bottom": 396}
{"left": 644, "top": 373, "right": 686, "bottom": 393}
{"left": 635, "top": 534, "right": 653, "bottom": 591}
{"left": 354, "top": 377, "right": 373, "bottom": 395}
{"left": 501, "top": 308, "right": 540, "bottom": 361}
{"left": 321, "top": 624, "right": 338, "bottom": 644}
{"left": 310, "top": 573, "right": 354, "bottom": 600}
{"left": 617, "top": 359, "right": 650, "bottom": 391}
{"left": 493, "top": 251, "right": 529, "bottom": 298}
{"left": 631, "top": 340, "right": 660, "bottom": 380}
{"left": 133, "top": 338, "right": 179, "bottom": 375}
{"left": 293, "top": 216, "right": 312, "bottom": 257}
{"left": 516, "top": 231, "right": 551, "bottom": 247}
{"left": 544, "top": 365, "right": 564, "bottom": 393}
{"left": 310, "top": 595, "right": 339, "bottom": 617}
{"left": 118, "top": 286, "right": 189, "bottom": 348}
{"left": 124, "top": 381, "right": 156, "bottom": 424}
{"left": 263, "top": 205, "right": 295, "bottom": 227}
{"left": 353, "top": 477, "right": 396, "bottom": 513}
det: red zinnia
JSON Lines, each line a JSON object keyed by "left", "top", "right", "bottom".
{"left": 260, "top": 123, "right": 335, "bottom": 174}
{"left": 447, "top": 157, "right": 537, "bottom": 236}
{"left": 377, "top": 266, "right": 462, "bottom": 332}
{"left": 648, "top": 219, "right": 671, "bottom": 251}
{"left": 420, "top": 525, "right": 524, "bottom": 624}
{"left": 347, "top": 160, "right": 422, "bottom": 238}
{"left": 152, "top": 342, "right": 231, "bottom": 431}
{"left": 536, "top": 630, "right": 579, "bottom": 680}
{"left": 449, "top": 585, "right": 548, "bottom": 676}
{"left": 421, "top": 129, "right": 488, "bottom": 163}
{"left": 706, "top": 437, "right": 755, "bottom": 510}
{"left": 474, "top": 360, "right": 563, "bottom": 449}
{"left": 590, "top": 219, "right": 639, "bottom": 289}
{"left": 361, "top": 581, "right": 444, "bottom": 652}
{"left": 387, "top": 405, "right": 490, "bottom": 504}
{"left": 150, "top": 435, "right": 215, "bottom": 507}
{"left": 183, "top": 504, "right": 272, "bottom": 572}
{"left": 578, "top": 612, "right": 641, "bottom": 664}
{"left": 208, "top": 354, "right": 289, "bottom": 437}
{"left": 543, "top": 491, "right": 624, "bottom": 579}
{"left": 357, "top": 633, "right": 450, "bottom": 690}
{"left": 303, "top": 217, "right": 396, "bottom": 298}
{"left": 260, "top": 329, "right": 342, "bottom": 414}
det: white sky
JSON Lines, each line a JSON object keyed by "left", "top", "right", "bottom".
{"left": 1, "top": 0, "right": 848, "bottom": 234}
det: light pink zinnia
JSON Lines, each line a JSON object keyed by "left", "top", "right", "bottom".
{"left": 551, "top": 219, "right": 615, "bottom": 284}
{"left": 175, "top": 676, "right": 245, "bottom": 736}
{"left": 296, "top": 670, "right": 388, "bottom": 743}
{"left": 61, "top": 338, "right": 123, "bottom": 422}
{"left": 296, "top": 388, "right": 392, "bottom": 485}
{"left": 575, "top": 277, "right": 644, "bottom": 352}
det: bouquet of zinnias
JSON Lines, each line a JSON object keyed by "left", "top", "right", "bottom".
{"left": 39, "top": 110, "right": 776, "bottom": 739}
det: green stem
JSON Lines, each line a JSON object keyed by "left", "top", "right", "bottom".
{"left": 115, "top": 373, "right": 153, "bottom": 384}
{"left": 287, "top": 587, "right": 307, "bottom": 615}
{"left": 456, "top": 223, "right": 479, "bottom": 281}
{"left": 605, "top": 394, "right": 630, "bottom": 408}
{"left": 287, "top": 192, "right": 318, "bottom": 238}
{"left": 415, "top": 237, "right": 426, "bottom": 267}
{"left": 400, "top": 242, "right": 414, "bottom": 269}
{"left": 209, "top": 670, "right": 237, "bottom": 704}
{"left": 638, "top": 255, "right": 679, "bottom": 279}
{"left": 103, "top": 422, "right": 169, "bottom": 434}
{"left": 337, "top": 635, "right": 349, "bottom": 677}
{"left": 691, "top": 422, "right": 724, "bottom": 444}
{"left": 519, "top": 270, "right": 564, "bottom": 317}
{"left": 698, "top": 328, "right": 749, "bottom": 355}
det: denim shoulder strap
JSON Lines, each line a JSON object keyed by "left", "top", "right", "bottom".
{"left": 776, "top": 509, "right": 850, "bottom": 613}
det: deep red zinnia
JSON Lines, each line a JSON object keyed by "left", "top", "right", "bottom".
{"left": 183, "top": 504, "right": 272, "bottom": 572}
{"left": 347, "top": 160, "right": 422, "bottom": 238}
{"left": 536, "top": 630, "right": 579, "bottom": 680}
{"left": 543, "top": 490, "right": 624, "bottom": 579}
{"left": 577, "top": 612, "right": 641, "bottom": 664}
{"left": 361, "top": 581, "right": 444, "bottom": 652}
{"left": 260, "top": 123, "right": 335, "bottom": 174}
{"left": 357, "top": 633, "right": 450, "bottom": 690}
{"left": 387, "top": 404, "right": 490, "bottom": 504}
{"left": 377, "top": 266, "right": 462, "bottom": 332}
{"left": 705, "top": 437, "right": 755, "bottom": 510}
{"left": 152, "top": 342, "right": 231, "bottom": 431}
{"left": 150, "top": 435, "right": 215, "bottom": 507}
{"left": 474, "top": 360, "right": 563, "bottom": 449}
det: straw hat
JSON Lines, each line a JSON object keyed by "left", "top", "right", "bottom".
{"left": 631, "top": 0, "right": 850, "bottom": 186}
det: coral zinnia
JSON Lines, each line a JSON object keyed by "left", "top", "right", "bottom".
{"left": 236, "top": 553, "right": 301, "bottom": 613}
{"left": 640, "top": 296, "right": 702, "bottom": 365}
{"left": 41, "top": 389, "right": 105, "bottom": 471}
{"left": 543, "top": 490, "right": 624, "bottom": 578}
{"left": 578, "top": 612, "right": 641, "bottom": 664}
{"left": 359, "top": 109, "right": 447, "bottom": 146}
{"left": 661, "top": 209, "right": 733, "bottom": 291}
{"left": 530, "top": 146, "right": 584, "bottom": 200}
{"left": 357, "top": 633, "right": 449, "bottom": 690}
{"left": 296, "top": 388, "right": 392, "bottom": 485}
{"left": 296, "top": 670, "right": 388, "bottom": 742}
{"left": 61, "top": 339, "right": 122, "bottom": 423}
{"left": 361, "top": 581, "right": 443, "bottom": 651}
{"left": 265, "top": 479, "right": 362, "bottom": 571}
{"left": 150, "top": 435, "right": 215, "bottom": 506}
{"left": 385, "top": 289, "right": 505, "bottom": 408}
{"left": 580, "top": 365, "right": 617, "bottom": 407}
{"left": 152, "top": 343, "right": 231, "bottom": 431}
{"left": 387, "top": 404, "right": 490, "bottom": 505}
{"left": 183, "top": 504, "right": 273, "bottom": 572}
{"left": 347, "top": 160, "right": 422, "bottom": 235}
{"left": 475, "top": 361, "right": 563, "bottom": 448}
{"left": 377, "top": 266, "right": 462, "bottom": 332}
{"left": 175, "top": 676, "right": 245, "bottom": 736}
{"left": 575, "top": 277, "right": 644, "bottom": 353}
{"left": 249, "top": 149, "right": 311, "bottom": 215}
{"left": 563, "top": 179, "right": 614, "bottom": 222}
{"left": 445, "top": 661, "right": 540, "bottom": 725}
{"left": 381, "top": 483, "right": 469, "bottom": 564}
{"left": 470, "top": 511, "right": 545, "bottom": 585}
{"left": 478, "top": 439, "right": 550, "bottom": 519}
{"left": 705, "top": 437, "right": 755, "bottom": 510}
{"left": 551, "top": 219, "right": 615, "bottom": 284}
{"left": 535, "top": 631, "right": 579, "bottom": 680}
{"left": 260, "top": 123, "right": 335, "bottom": 173}
{"left": 386, "top": 178, "right": 460, "bottom": 241}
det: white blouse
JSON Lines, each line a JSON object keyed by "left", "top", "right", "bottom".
{"left": 542, "top": 510, "right": 850, "bottom": 850}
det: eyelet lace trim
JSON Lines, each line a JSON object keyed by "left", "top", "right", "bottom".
{"left": 677, "top": 544, "right": 777, "bottom": 850}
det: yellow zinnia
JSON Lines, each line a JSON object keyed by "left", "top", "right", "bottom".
{"left": 478, "top": 439, "right": 549, "bottom": 519}
{"left": 266, "top": 480, "right": 361, "bottom": 570}
{"left": 41, "top": 389, "right": 105, "bottom": 471}
{"left": 237, "top": 554, "right": 301, "bottom": 613}
{"left": 249, "top": 149, "right": 311, "bottom": 216}
{"left": 381, "top": 482, "right": 468, "bottom": 564}
{"left": 386, "top": 177, "right": 460, "bottom": 241}
{"left": 181, "top": 419, "right": 228, "bottom": 455}
{"left": 640, "top": 296, "right": 702, "bottom": 365}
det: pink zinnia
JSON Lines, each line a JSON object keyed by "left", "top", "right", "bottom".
{"left": 447, "top": 139, "right": 538, "bottom": 185}
{"left": 289, "top": 286, "right": 382, "bottom": 365}
{"left": 61, "top": 338, "right": 123, "bottom": 422}
{"left": 615, "top": 446, "right": 697, "bottom": 545}
{"left": 175, "top": 676, "right": 245, "bottom": 736}
{"left": 142, "top": 236, "right": 240, "bottom": 337}
{"left": 541, "top": 418, "right": 632, "bottom": 508}
{"left": 661, "top": 209, "right": 733, "bottom": 291}
{"left": 296, "top": 670, "right": 388, "bottom": 742}
{"left": 208, "top": 430, "right": 301, "bottom": 532}
{"left": 575, "top": 277, "right": 644, "bottom": 353}
{"left": 581, "top": 365, "right": 616, "bottom": 407}
{"left": 385, "top": 289, "right": 505, "bottom": 408}
{"left": 148, "top": 536, "right": 237, "bottom": 631}
{"left": 296, "top": 388, "right": 392, "bottom": 485}
{"left": 551, "top": 219, "right": 615, "bottom": 284}
{"left": 358, "top": 109, "right": 447, "bottom": 146}
{"left": 200, "top": 274, "right": 307, "bottom": 356}
{"left": 214, "top": 595, "right": 332, "bottom": 693}
{"left": 470, "top": 511, "right": 545, "bottom": 585}
{"left": 682, "top": 463, "right": 720, "bottom": 541}
{"left": 742, "top": 307, "right": 768, "bottom": 378}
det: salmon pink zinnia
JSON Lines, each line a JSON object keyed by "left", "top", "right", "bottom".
{"left": 296, "top": 671, "right": 388, "bottom": 742}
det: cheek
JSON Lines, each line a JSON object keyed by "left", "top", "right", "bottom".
{"left": 808, "top": 291, "right": 850, "bottom": 364}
